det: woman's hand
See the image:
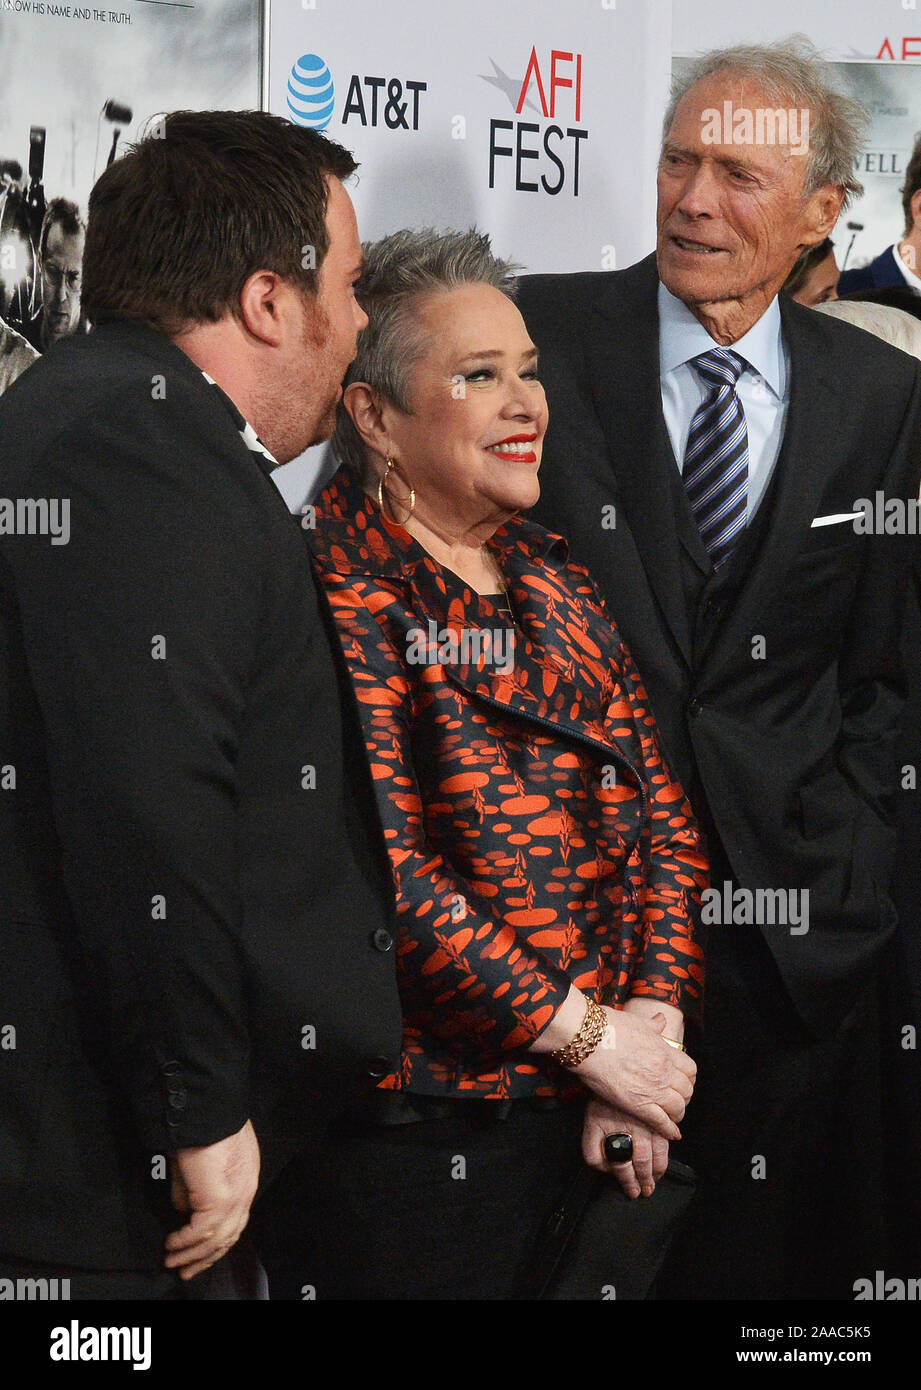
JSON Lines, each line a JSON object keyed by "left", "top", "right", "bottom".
{"left": 582, "top": 1097, "right": 669, "bottom": 1199}
{"left": 572, "top": 1004, "right": 696, "bottom": 1141}
{"left": 529, "top": 985, "right": 696, "bottom": 1140}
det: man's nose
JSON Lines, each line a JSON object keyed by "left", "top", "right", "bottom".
{"left": 674, "top": 164, "right": 720, "bottom": 219}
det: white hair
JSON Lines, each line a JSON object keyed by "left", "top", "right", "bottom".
{"left": 664, "top": 35, "right": 868, "bottom": 208}
{"left": 813, "top": 299, "right": 921, "bottom": 365}
{"left": 332, "top": 227, "right": 520, "bottom": 479}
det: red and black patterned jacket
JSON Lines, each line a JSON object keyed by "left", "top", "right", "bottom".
{"left": 307, "top": 465, "right": 708, "bottom": 1098}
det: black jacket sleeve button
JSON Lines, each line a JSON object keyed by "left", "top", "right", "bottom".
{"left": 371, "top": 928, "right": 394, "bottom": 952}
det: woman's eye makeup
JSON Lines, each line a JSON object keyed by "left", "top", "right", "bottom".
{"left": 461, "top": 365, "right": 541, "bottom": 383}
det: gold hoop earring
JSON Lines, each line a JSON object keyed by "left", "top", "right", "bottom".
{"left": 377, "top": 456, "right": 416, "bottom": 524}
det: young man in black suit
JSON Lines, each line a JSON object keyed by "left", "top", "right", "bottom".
{"left": 837, "top": 132, "right": 921, "bottom": 297}
{"left": 0, "top": 112, "right": 402, "bottom": 1298}
{"left": 518, "top": 40, "right": 921, "bottom": 1298}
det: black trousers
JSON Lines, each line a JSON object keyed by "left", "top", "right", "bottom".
{"left": 0, "top": 1252, "right": 182, "bottom": 1300}
{"left": 656, "top": 920, "right": 912, "bottom": 1301}
{"left": 254, "top": 1098, "right": 588, "bottom": 1300}
{"left": 0, "top": 1239, "right": 266, "bottom": 1300}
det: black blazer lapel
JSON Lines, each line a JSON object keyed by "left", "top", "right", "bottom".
{"left": 586, "top": 254, "right": 704, "bottom": 666}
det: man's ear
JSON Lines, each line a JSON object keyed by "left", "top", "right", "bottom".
{"left": 344, "top": 382, "right": 390, "bottom": 456}
{"left": 799, "top": 183, "right": 845, "bottom": 250}
{"left": 910, "top": 188, "right": 921, "bottom": 235}
{"left": 238, "top": 270, "right": 288, "bottom": 347}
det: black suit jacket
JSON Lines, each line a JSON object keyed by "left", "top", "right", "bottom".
{"left": 517, "top": 254, "right": 921, "bottom": 1036}
{"left": 0, "top": 321, "right": 402, "bottom": 1268}
{"left": 837, "top": 245, "right": 909, "bottom": 296}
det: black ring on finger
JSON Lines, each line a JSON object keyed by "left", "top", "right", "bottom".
{"left": 602, "top": 1131, "right": 634, "bottom": 1164}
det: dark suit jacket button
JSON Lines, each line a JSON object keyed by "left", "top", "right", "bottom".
{"left": 366, "top": 1057, "right": 392, "bottom": 1079}
{"left": 371, "top": 928, "right": 394, "bottom": 952}
{"left": 688, "top": 698, "right": 702, "bottom": 717}
{"left": 167, "top": 1089, "right": 187, "bottom": 1109}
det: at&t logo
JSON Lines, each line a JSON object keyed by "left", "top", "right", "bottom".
{"left": 287, "top": 54, "right": 335, "bottom": 130}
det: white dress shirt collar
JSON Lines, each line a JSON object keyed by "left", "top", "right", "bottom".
{"left": 658, "top": 280, "right": 786, "bottom": 400}
{"left": 199, "top": 368, "right": 280, "bottom": 467}
{"left": 892, "top": 243, "right": 921, "bottom": 294}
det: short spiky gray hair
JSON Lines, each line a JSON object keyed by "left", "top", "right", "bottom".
{"left": 332, "top": 227, "right": 520, "bottom": 479}
{"left": 664, "top": 36, "right": 867, "bottom": 209}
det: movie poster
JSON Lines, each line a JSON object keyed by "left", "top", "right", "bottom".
{"left": 0, "top": 0, "right": 262, "bottom": 394}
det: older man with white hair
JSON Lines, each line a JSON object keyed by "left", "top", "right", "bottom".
{"left": 518, "top": 37, "right": 921, "bottom": 1298}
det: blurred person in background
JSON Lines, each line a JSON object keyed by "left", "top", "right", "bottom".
{"left": 843, "top": 285, "right": 921, "bottom": 323}
{"left": 783, "top": 236, "right": 838, "bottom": 305}
{"left": 838, "top": 131, "right": 921, "bottom": 296}
{"left": 815, "top": 296, "right": 921, "bottom": 358}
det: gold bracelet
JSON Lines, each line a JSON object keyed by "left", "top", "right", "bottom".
{"left": 663, "top": 1036, "right": 686, "bottom": 1051}
{"left": 550, "top": 997, "right": 607, "bottom": 1069}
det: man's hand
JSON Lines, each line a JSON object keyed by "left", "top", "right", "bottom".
{"left": 573, "top": 1005, "right": 696, "bottom": 1140}
{"left": 164, "top": 1119, "right": 260, "bottom": 1281}
{"left": 582, "top": 1097, "right": 670, "bottom": 1198}
{"left": 621, "top": 994, "right": 685, "bottom": 1045}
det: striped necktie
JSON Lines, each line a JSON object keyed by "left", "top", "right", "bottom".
{"left": 682, "top": 348, "right": 749, "bottom": 570}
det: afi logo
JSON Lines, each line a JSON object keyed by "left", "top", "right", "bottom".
{"left": 876, "top": 36, "right": 921, "bottom": 60}
{"left": 516, "top": 47, "right": 583, "bottom": 121}
{"left": 489, "top": 45, "right": 588, "bottom": 196}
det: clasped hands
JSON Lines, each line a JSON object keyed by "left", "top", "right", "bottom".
{"left": 577, "top": 995, "right": 695, "bottom": 1199}
{"left": 530, "top": 985, "right": 696, "bottom": 1200}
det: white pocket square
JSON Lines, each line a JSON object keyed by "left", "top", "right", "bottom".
{"left": 810, "top": 512, "right": 864, "bottom": 528}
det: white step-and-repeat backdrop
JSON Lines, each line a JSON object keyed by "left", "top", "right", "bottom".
{"left": 2, "top": 0, "right": 919, "bottom": 504}
{"left": 265, "top": 0, "right": 673, "bottom": 506}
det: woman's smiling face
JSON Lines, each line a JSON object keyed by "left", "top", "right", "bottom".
{"left": 381, "top": 282, "right": 548, "bottom": 531}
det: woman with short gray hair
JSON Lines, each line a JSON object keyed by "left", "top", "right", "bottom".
{"left": 297, "top": 226, "right": 708, "bottom": 1298}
